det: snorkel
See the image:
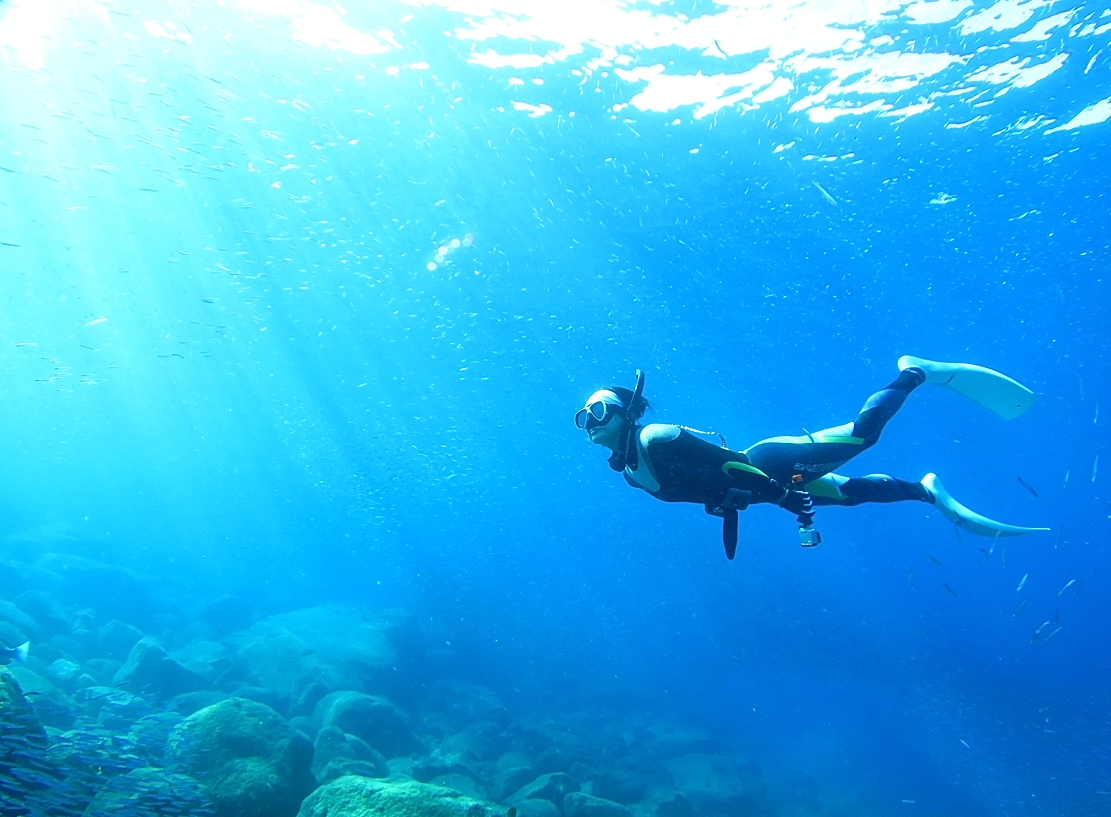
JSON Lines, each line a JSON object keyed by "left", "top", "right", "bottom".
{"left": 607, "top": 369, "right": 645, "bottom": 473}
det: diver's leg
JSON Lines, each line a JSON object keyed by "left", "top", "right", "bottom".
{"left": 809, "top": 473, "right": 930, "bottom": 507}
{"left": 745, "top": 368, "right": 926, "bottom": 482}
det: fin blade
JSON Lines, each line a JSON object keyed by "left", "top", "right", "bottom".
{"left": 899, "top": 356, "right": 1035, "bottom": 419}
{"left": 924, "top": 474, "right": 1049, "bottom": 538}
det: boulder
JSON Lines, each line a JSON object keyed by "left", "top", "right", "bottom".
{"left": 75, "top": 686, "right": 156, "bottom": 730}
{"left": 313, "top": 725, "right": 388, "bottom": 783}
{"left": 113, "top": 637, "right": 207, "bottom": 699}
{"left": 172, "top": 639, "right": 230, "bottom": 683}
{"left": 9, "top": 665, "right": 78, "bottom": 728}
{"left": 563, "top": 793, "right": 633, "bottom": 817}
{"left": 85, "top": 767, "right": 213, "bottom": 817}
{"left": 203, "top": 596, "right": 255, "bottom": 634}
{"left": 97, "top": 620, "right": 145, "bottom": 661}
{"left": 297, "top": 775, "right": 497, "bottom": 817}
{"left": 430, "top": 773, "right": 488, "bottom": 801}
{"left": 511, "top": 802, "right": 560, "bottom": 817}
{"left": 14, "top": 590, "right": 70, "bottom": 636}
{"left": 0, "top": 599, "right": 45, "bottom": 642}
{"left": 494, "top": 766, "right": 536, "bottom": 801}
{"left": 509, "top": 773, "right": 579, "bottom": 809}
{"left": 654, "top": 795, "right": 694, "bottom": 817}
{"left": 0, "top": 562, "right": 27, "bottom": 597}
{"left": 85, "top": 658, "right": 123, "bottom": 685}
{"left": 225, "top": 606, "right": 423, "bottom": 705}
{"left": 169, "top": 697, "right": 315, "bottom": 817}
{"left": 35, "top": 552, "right": 152, "bottom": 623}
{"left": 664, "top": 753, "right": 763, "bottom": 814}
{"left": 314, "top": 691, "right": 423, "bottom": 758}
{"left": 170, "top": 689, "right": 228, "bottom": 715}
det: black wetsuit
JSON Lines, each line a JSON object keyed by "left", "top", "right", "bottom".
{"left": 621, "top": 368, "right": 931, "bottom": 510}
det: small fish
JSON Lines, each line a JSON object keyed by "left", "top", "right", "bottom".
{"left": 978, "top": 548, "right": 989, "bottom": 561}
{"left": 1012, "top": 599, "right": 1028, "bottom": 619}
{"left": 713, "top": 39, "right": 728, "bottom": 58}
{"left": 907, "top": 570, "right": 914, "bottom": 587}
{"left": 1016, "top": 573, "right": 1028, "bottom": 593}
{"left": 1094, "top": 449, "right": 1101, "bottom": 483}
{"left": 812, "top": 181, "right": 838, "bottom": 206}
{"left": 84, "top": 316, "right": 107, "bottom": 327}
{"left": 943, "top": 582, "right": 958, "bottom": 597}
{"left": 1064, "top": 467, "right": 1070, "bottom": 489}
{"left": 1032, "top": 620, "right": 1051, "bottom": 642}
{"left": 0, "top": 641, "right": 29, "bottom": 665}
{"left": 0, "top": 241, "right": 20, "bottom": 247}
{"left": 960, "top": 739, "right": 970, "bottom": 748}
{"left": 1045, "top": 626, "right": 1063, "bottom": 642}
{"left": 1017, "top": 477, "right": 1039, "bottom": 497}
{"left": 923, "top": 551, "right": 943, "bottom": 567}
{"left": 1058, "top": 579, "right": 1077, "bottom": 596}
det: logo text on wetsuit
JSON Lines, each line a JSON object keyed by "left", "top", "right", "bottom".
{"left": 794, "top": 462, "right": 843, "bottom": 473}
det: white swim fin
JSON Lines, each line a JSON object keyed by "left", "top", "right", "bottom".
{"left": 898, "top": 355, "right": 1035, "bottom": 420}
{"left": 922, "top": 474, "right": 1049, "bottom": 538}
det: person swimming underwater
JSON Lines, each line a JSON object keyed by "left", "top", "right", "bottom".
{"left": 575, "top": 357, "right": 1049, "bottom": 559}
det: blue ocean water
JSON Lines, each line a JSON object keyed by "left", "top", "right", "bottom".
{"left": 0, "top": 1, "right": 1109, "bottom": 815}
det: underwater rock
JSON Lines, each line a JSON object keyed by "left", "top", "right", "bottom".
{"left": 203, "top": 596, "right": 255, "bottom": 634}
{"left": 0, "top": 667, "right": 92, "bottom": 815}
{"left": 226, "top": 606, "right": 423, "bottom": 705}
{"left": 316, "top": 758, "right": 389, "bottom": 786}
{"left": 664, "top": 753, "right": 764, "bottom": 815}
{"left": 563, "top": 792, "right": 633, "bottom": 817}
{"left": 493, "top": 766, "right": 537, "bottom": 801}
{"left": 85, "top": 766, "right": 215, "bottom": 817}
{"left": 314, "top": 690, "right": 424, "bottom": 758}
{"left": 75, "top": 685, "right": 156, "bottom": 729}
{"left": 509, "top": 772, "right": 580, "bottom": 809}
{"left": 10, "top": 665, "right": 78, "bottom": 728}
{"left": 45, "top": 657, "right": 82, "bottom": 690}
{"left": 582, "top": 763, "right": 654, "bottom": 805}
{"left": 172, "top": 639, "right": 231, "bottom": 684}
{"left": 97, "top": 619, "right": 146, "bottom": 660}
{"left": 37, "top": 552, "right": 152, "bottom": 623}
{"left": 424, "top": 680, "right": 509, "bottom": 730}
{"left": 113, "top": 637, "right": 207, "bottom": 699}
{"left": 169, "top": 696, "right": 315, "bottom": 817}
{"left": 429, "top": 773, "right": 489, "bottom": 801}
{"left": 297, "top": 775, "right": 497, "bottom": 817}
{"left": 0, "top": 598, "right": 45, "bottom": 642}
{"left": 313, "top": 725, "right": 389, "bottom": 783}
{"left": 511, "top": 801, "right": 559, "bottom": 817}
{"left": 232, "top": 683, "right": 288, "bottom": 712}
{"left": 15, "top": 590, "right": 71, "bottom": 636}
{"left": 86, "top": 657, "right": 124, "bottom": 685}
{"left": 434, "top": 724, "right": 505, "bottom": 766}
{"left": 170, "top": 689, "right": 228, "bottom": 715}
{"left": 129, "top": 711, "right": 185, "bottom": 764}
{"left": 653, "top": 794, "right": 694, "bottom": 817}
{"left": 0, "top": 562, "right": 27, "bottom": 597}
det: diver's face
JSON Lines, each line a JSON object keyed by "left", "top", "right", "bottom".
{"left": 588, "top": 412, "right": 623, "bottom": 449}
{"left": 576, "top": 390, "right": 625, "bottom": 450}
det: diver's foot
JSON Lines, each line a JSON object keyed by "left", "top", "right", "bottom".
{"left": 898, "top": 355, "right": 1035, "bottom": 419}
{"left": 921, "top": 473, "right": 1049, "bottom": 537}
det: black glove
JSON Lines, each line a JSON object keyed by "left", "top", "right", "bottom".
{"left": 778, "top": 487, "right": 814, "bottom": 520}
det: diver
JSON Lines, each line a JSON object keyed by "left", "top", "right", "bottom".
{"left": 575, "top": 357, "right": 1049, "bottom": 559}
